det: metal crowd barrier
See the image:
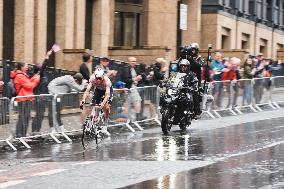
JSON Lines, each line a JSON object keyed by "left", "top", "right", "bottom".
{"left": 0, "top": 97, "right": 16, "bottom": 150}
{"left": 54, "top": 86, "right": 161, "bottom": 134}
{"left": 208, "top": 76, "right": 284, "bottom": 118}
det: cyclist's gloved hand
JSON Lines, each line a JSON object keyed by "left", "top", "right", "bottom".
{"left": 80, "top": 100, "right": 85, "bottom": 110}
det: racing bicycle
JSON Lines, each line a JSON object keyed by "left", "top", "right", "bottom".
{"left": 81, "top": 104, "right": 110, "bottom": 149}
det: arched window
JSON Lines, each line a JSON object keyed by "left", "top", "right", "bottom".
{"left": 114, "top": 0, "right": 143, "bottom": 46}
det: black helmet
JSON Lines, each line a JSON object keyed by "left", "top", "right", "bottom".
{"left": 179, "top": 59, "right": 190, "bottom": 73}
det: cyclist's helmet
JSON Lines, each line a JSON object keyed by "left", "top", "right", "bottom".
{"left": 179, "top": 59, "right": 191, "bottom": 73}
{"left": 94, "top": 68, "right": 104, "bottom": 78}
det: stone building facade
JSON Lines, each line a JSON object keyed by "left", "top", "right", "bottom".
{"left": 0, "top": 0, "right": 284, "bottom": 71}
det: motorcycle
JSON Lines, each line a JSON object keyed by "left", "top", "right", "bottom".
{"left": 159, "top": 76, "right": 195, "bottom": 135}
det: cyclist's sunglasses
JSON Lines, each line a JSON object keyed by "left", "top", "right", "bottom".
{"left": 96, "top": 77, "right": 103, "bottom": 80}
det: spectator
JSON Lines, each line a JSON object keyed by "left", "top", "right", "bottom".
{"left": 271, "top": 60, "right": 284, "bottom": 87}
{"left": 252, "top": 58, "right": 266, "bottom": 104}
{"left": 79, "top": 53, "right": 93, "bottom": 124}
{"left": 0, "top": 80, "right": 3, "bottom": 97}
{"left": 222, "top": 57, "right": 241, "bottom": 108}
{"left": 270, "top": 60, "right": 282, "bottom": 77}
{"left": 242, "top": 57, "right": 254, "bottom": 105}
{"left": 48, "top": 73, "right": 86, "bottom": 132}
{"left": 31, "top": 50, "right": 55, "bottom": 134}
{"left": 210, "top": 51, "right": 226, "bottom": 109}
{"left": 10, "top": 62, "right": 40, "bottom": 138}
{"left": 79, "top": 52, "right": 92, "bottom": 81}
{"left": 109, "top": 81, "right": 128, "bottom": 124}
{"left": 96, "top": 57, "right": 118, "bottom": 82}
{"left": 148, "top": 58, "right": 167, "bottom": 86}
{"left": 144, "top": 58, "right": 167, "bottom": 118}
{"left": 121, "top": 56, "right": 145, "bottom": 121}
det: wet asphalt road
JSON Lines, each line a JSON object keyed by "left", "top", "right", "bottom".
{"left": 0, "top": 109, "right": 284, "bottom": 189}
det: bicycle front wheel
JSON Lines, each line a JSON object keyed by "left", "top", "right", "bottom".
{"left": 82, "top": 118, "right": 96, "bottom": 149}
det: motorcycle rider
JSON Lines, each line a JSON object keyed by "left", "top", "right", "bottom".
{"left": 176, "top": 59, "right": 201, "bottom": 119}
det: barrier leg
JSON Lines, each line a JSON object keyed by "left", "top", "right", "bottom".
{"left": 272, "top": 102, "right": 281, "bottom": 109}
{"left": 234, "top": 107, "right": 243, "bottom": 115}
{"left": 154, "top": 118, "right": 161, "bottom": 125}
{"left": 229, "top": 109, "right": 238, "bottom": 116}
{"left": 18, "top": 138, "right": 31, "bottom": 149}
{"left": 125, "top": 120, "right": 136, "bottom": 132}
{"left": 249, "top": 105, "right": 258, "bottom": 112}
{"left": 202, "top": 111, "right": 216, "bottom": 119}
{"left": 61, "top": 132, "right": 72, "bottom": 142}
{"left": 49, "top": 133, "right": 61, "bottom": 143}
{"left": 133, "top": 122, "right": 144, "bottom": 131}
{"left": 5, "top": 140, "right": 17, "bottom": 151}
{"left": 213, "top": 110, "right": 222, "bottom": 118}
{"left": 254, "top": 105, "right": 263, "bottom": 111}
{"left": 269, "top": 102, "right": 277, "bottom": 110}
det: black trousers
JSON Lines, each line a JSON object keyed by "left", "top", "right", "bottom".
{"left": 16, "top": 101, "right": 32, "bottom": 137}
{"left": 31, "top": 97, "right": 54, "bottom": 132}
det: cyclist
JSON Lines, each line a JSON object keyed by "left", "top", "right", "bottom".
{"left": 80, "top": 68, "right": 113, "bottom": 126}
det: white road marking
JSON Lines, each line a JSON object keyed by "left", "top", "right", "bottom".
{"left": 32, "top": 169, "right": 67, "bottom": 176}
{"left": 30, "top": 162, "right": 48, "bottom": 166}
{"left": 73, "top": 161, "right": 99, "bottom": 165}
{"left": 0, "top": 180, "right": 26, "bottom": 188}
{"left": 0, "top": 170, "right": 6, "bottom": 173}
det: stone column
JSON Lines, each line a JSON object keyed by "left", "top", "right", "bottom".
{"left": 92, "top": 0, "right": 111, "bottom": 56}
{"left": 55, "top": 0, "right": 75, "bottom": 68}
{"left": 14, "top": 0, "right": 35, "bottom": 63}
{"left": 108, "top": 0, "right": 115, "bottom": 47}
{"left": 182, "top": 0, "right": 202, "bottom": 45}
{"left": 74, "top": 0, "right": 86, "bottom": 49}
{"left": 142, "top": 0, "right": 178, "bottom": 60}
{"left": 0, "top": 0, "right": 3, "bottom": 59}
{"left": 34, "top": 0, "right": 48, "bottom": 64}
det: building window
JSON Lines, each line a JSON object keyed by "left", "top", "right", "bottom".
{"left": 249, "top": 0, "right": 255, "bottom": 15}
{"left": 85, "top": 0, "right": 94, "bottom": 49}
{"left": 221, "top": 27, "right": 231, "bottom": 49}
{"left": 114, "top": 0, "right": 143, "bottom": 47}
{"left": 259, "top": 38, "right": 268, "bottom": 56}
{"left": 3, "top": 0, "right": 15, "bottom": 60}
{"left": 277, "top": 43, "right": 284, "bottom": 49}
{"left": 46, "top": 0, "right": 56, "bottom": 67}
{"left": 241, "top": 33, "right": 250, "bottom": 50}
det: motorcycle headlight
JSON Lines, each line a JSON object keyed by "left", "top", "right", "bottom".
{"left": 167, "top": 89, "right": 173, "bottom": 95}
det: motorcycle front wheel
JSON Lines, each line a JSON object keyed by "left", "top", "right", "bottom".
{"left": 179, "top": 121, "right": 187, "bottom": 132}
{"left": 161, "top": 110, "right": 171, "bottom": 135}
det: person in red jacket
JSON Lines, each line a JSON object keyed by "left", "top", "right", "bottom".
{"left": 10, "top": 62, "right": 40, "bottom": 138}
{"left": 221, "top": 57, "right": 241, "bottom": 109}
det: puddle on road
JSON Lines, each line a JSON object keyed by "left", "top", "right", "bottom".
{"left": 0, "top": 117, "right": 284, "bottom": 164}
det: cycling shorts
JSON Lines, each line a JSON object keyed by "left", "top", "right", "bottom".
{"left": 92, "top": 86, "right": 113, "bottom": 105}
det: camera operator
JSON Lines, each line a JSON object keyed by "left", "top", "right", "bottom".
{"left": 147, "top": 58, "right": 167, "bottom": 86}
{"left": 180, "top": 43, "right": 205, "bottom": 88}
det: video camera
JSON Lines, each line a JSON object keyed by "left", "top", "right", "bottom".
{"left": 179, "top": 45, "right": 199, "bottom": 59}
